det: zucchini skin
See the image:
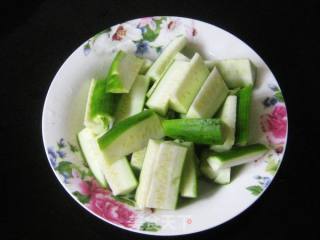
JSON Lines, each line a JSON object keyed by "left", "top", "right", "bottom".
{"left": 105, "top": 51, "right": 126, "bottom": 93}
{"left": 235, "top": 85, "right": 253, "bottom": 146}
{"left": 105, "top": 51, "right": 144, "bottom": 93}
{"left": 84, "top": 78, "right": 120, "bottom": 133}
{"left": 211, "top": 144, "right": 268, "bottom": 163}
{"left": 162, "top": 118, "right": 224, "bottom": 144}
{"left": 98, "top": 109, "right": 158, "bottom": 149}
{"left": 88, "top": 78, "right": 119, "bottom": 118}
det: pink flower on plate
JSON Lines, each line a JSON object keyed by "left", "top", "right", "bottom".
{"left": 68, "top": 169, "right": 137, "bottom": 228}
{"left": 112, "top": 25, "right": 127, "bottom": 41}
{"left": 167, "top": 20, "right": 177, "bottom": 30}
{"left": 260, "top": 104, "right": 288, "bottom": 152}
{"left": 166, "top": 18, "right": 197, "bottom": 37}
{"left": 78, "top": 179, "right": 91, "bottom": 195}
{"left": 88, "top": 181, "right": 136, "bottom": 228}
{"left": 68, "top": 169, "right": 92, "bottom": 194}
{"left": 87, "top": 181, "right": 136, "bottom": 228}
{"left": 166, "top": 19, "right": 197, "bottom": 36}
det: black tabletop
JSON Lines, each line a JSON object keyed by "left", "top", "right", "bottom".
{"left": 4, "top": 0, "right": 318, "bottom": 239}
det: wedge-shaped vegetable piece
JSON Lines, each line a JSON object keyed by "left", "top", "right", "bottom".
{"left": 106, "top": 157, "right": 138, "bottom": 195}
{"left": 179, "top": 142, "right": 198, "bottom": 198}
{"left": 98, "top": 110, "right": 164, "bottom": 161}
{"left": 214, "top": 168, "right": 231, "bottom": 184}
{"left": 105, "top": 50, "right": 144, "bottom": 93}
{"left": 211, "top": 95, "right": 237, "bottom": 152}
{"left": 78, "top": 128, "right": 107, "bottom": 187}
{"left": 145, "top": 62, "right": 172, "bottom": 98}
{"left": 204, "top": 60, "right": 216, "bottom": 70}
{"left": 139, "top": 58, "right": 153, "bottom": 74}
{"left": 186, "top": 67, "right": 229, "bottom": 118}
{"left": 145, "top": 141, "right": 187, "bottom": 209}
{"left": 78, "top": 128, "right": 137, "bottom": 195}
{"left": 146, "top": 36, "right": 187, "bottom": 82}
{"left": 163, "top": 118, "right": 224, "bottom": 144}
{"left": 146, "top": 61, "right": 189, "bottom": 115}
{"left": 114, "top": 75, "right": 150, "bottom": 123}
{"left": 200, "top": 159, "right": 216, "bottom": 179}
{"left": 236, "top": 85, "right": 253, "bottom": 146}
{"left": 169, "top": 53, "right": 209, "bottom": 113}
{"left": 84, "top": 78, "right": 120, "bottom": 135}
{"left": 135, "top": 139, "right": 161, "bottom": 208}
{"left": 174, "top": 52, "right": 189, "bottom": 61}
{"left": 207, "top": 144, "right": 268, "bottom": 171}
{"left": 215, "top": 59, "right": 257, "bottom": 88}
{"left": 200, "top": 160, "right": 231, "bottom": 184}
{"left": 146, "top": 52, "right": 189, "bottom": 98}
{"left": 130, "top": 147, "right": 146, "bottom": 171}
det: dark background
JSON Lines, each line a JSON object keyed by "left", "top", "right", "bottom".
{"left": 3, "top": 0, "right": 318, "bottom": 239}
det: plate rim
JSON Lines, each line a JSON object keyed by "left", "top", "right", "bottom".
{"left": 41, "top": 15, "right": 288, "bottom": 236}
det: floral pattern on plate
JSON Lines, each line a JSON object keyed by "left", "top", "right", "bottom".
{"left": 47, "top": 139, "right": 137, "bottom": 228}
{"left": 83, "top": 16, "right": 197, "bottom": 60}
{"left": 246, "top": 86, "right": 287, "bottom": 196}
{"left": 260, "top": 85, "right": 287, "bottom": 153}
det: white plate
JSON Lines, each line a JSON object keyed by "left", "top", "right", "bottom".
{"left": 42, "top": 16, "right": 288, "bottom": 236}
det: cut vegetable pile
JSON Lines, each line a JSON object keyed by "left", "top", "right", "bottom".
{"left": 77, "top": 36, "right": 269, "bottom": 210}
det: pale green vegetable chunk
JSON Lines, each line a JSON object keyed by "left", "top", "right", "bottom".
{"left": 186, "top": 67, "right": 228, "bottom": 118}
{"left": 106, "top": 51, "right": 144, "bottom": 93}
{"left": 211, "top": 95, "right": 237, "bottom": 152}
{"left": 114, "top": 75, "right": 150, "bottom": 123}
{"left": 98, "top": 110, "right": 164, "bottom": 162}
{"left": 78, "top": 128, "right": 137, "bottom": 195}
{"left": 215, "top": 58, "right": 256, "bottom": 88}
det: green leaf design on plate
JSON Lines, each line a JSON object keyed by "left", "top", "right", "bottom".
{"left": 73, "top": 191, "right": 90, "bottom": 204}
{"left": 75, "top": 165, "right": 92, "bottom": 179}
{"left": 154, "top": 17, "right": 165, "bottom": 27}
{"left": 55, "top": 160, "right": 90, "bottom": 179}
{"left": 86, "top": 168, "right": 94, "bottom": 177}
{"left": 142, "top": 26, "right": 159, "bottom": 42}
{"left": 111, "top": 194, "right": 136, "bottom": 207}
{"left": 266, "top": 158, "right": 280, "bottom": 175}
{"left": 246, "top": 185, "right": 263, "bottom": 196}
{"left": 55, "top": 161, "right": 73, "bottom": 178}
{"left": 68, "top": 142, "right": 79, "bottom": 153}
{"left": 150, "top": 45, "right": 163, "bottom": 54}
{"left": 142, "top": 17, "right": 165, "bottom": 42}
{"left": 84, "top": 42, "right": 91, "bottom": 54}
{"left": 274, "top": 91, "right": 284, "bottom": 102}
{"left": 140, "top": 222, "right": 161, "bottom": 232}
{"left": 155, "top": 46, "right": 162, "bottom": 53}
{"left": 57, "top": 138, "right": 66, "bottom": 149}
